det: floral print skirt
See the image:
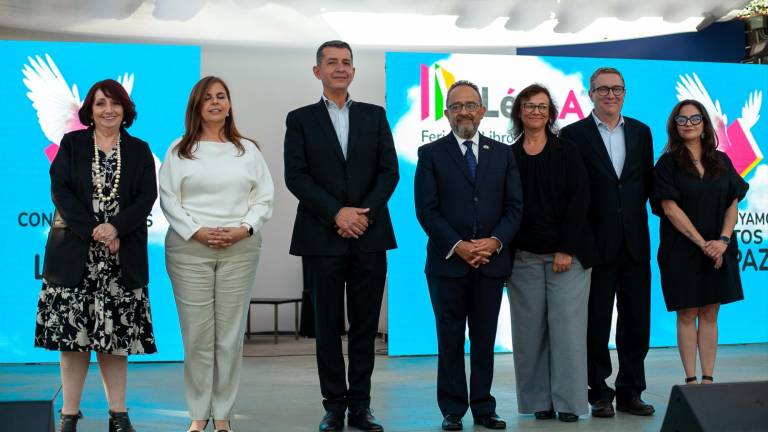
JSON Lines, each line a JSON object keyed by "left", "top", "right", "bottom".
{"left": 34, "top": 241, "right": 157, "bottom": 356}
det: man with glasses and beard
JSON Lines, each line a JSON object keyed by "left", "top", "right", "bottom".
{"left": 414, "top": 80, "right": 523, "bottom": 431}
{"left": 560, "top": 67, "right": 656, "bottom": 418}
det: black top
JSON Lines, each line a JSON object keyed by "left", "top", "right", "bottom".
{"left": 511, "top": 134, "right": 597, "bottom": 268}
{"left": 651, "top": 151, "right": 748, "bottom": 311}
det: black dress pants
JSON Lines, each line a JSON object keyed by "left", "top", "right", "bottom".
{"left": 303, "top": 251, "right": 387, "bottom": 413}
{"left": 587, "top": 239, "right": 651, "bottom": 403}
{"left": 427, "top": 271, "right": 504, "bottom": 417}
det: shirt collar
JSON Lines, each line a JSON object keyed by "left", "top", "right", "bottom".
{"left": 322, "top": 93, "right": 353, "bottom": 109}
{"left": 592, "top": 110, "right": 624, "bottom": 130}
{"left": 453, "top": 131, "right": 480, "bottom": 147}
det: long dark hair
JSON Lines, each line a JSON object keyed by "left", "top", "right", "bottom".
{"left": 663, "top": 99, "right": 723, "bottom": 177}
{"left": 510, "top": 83, "right": 559, "bottom": 137}
{"left": 175, "top": 76, "right": 257, "bottom": 159}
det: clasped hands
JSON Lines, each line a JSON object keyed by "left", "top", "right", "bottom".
{"left": 92, "top": 223, "right": 119, "bottom": 254}
{"left": 193, "top": 226, "right": 250, "bottom": 249}
{"left": 700, "top": 239, "right": 727, "bottom": 269}
{"left": 335, "top": 207, "right": 370, "bottom": 239}
{"left": 454, "top": 238, "right": 501, "bottom": 268}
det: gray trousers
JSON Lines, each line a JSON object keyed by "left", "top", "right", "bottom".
{"left": 165, "top": 229, "right": 261, "bottom": 421}
{"left": 507, "top": 250, "right": 590, "bottom": 415}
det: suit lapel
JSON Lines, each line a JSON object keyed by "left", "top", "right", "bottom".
{"left": 347, "top": 103, "right": 362, "bottom": 160}
{"left": 76, "top": 132, "right": 94, "bottom": 199}
{"left": 620, "top": 119, "right": 634, "bottom": 180}
{"left": 584, "top": 116, "right": 619, "bottom": 180}
{"left": 474, "top": 135, "right": 492, "bottom": 187}
{"left": 312, "top": 100, "right": 346, "bottom": 164}
{"left": 444, "top": 133, "right": 475, "bottom": 185}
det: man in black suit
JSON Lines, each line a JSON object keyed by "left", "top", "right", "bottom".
{"left": 559, "top": 67, "right": 655, "bottom": 418}
{"left": 283, "top": 40, "right": 398, "bottom": 432}
{"left": 414, "top": 81, "right": 523, "bottom": 431}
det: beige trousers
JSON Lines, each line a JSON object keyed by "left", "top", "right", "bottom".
{"left": 165, "top": 228, "right": 261, "bottom": 420}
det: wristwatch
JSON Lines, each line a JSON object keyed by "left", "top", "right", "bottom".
{"left": 243, "top": 224, "right": 254, "bottom": 237}
{"left": 719, "top": 235, "right": 730, "bottom": 245}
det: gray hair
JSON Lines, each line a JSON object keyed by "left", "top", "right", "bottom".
{"left": 316, "top": 40, "right": 353, "bottom": 65}
{"left": 446, "top": 80, "right": 484, "bottom": 107}
{"left": 589, "top": 67, "right": 624, "bottom": 91}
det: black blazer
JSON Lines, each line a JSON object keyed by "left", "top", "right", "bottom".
{"left": 414, "top": 133, "right": 523, "bottom": 278}
{"left": 43, "top": 129, "right": 157, "bottom": 287}
{"left": 559, "top": 115, "right": 654, "bottom": 264}
{"left": 284, "top": 100, "right": 399, "bottom": 256}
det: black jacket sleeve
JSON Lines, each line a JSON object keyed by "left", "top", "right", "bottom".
{"left": 50, "top": 133, "right": 97, "bottom": 241}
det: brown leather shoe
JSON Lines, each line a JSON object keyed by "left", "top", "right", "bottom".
{"left": 616, "top": 396, "right": 655, "bottom": 416}
{"left": 590, "top": 399, "right": 616, "bottom": 418}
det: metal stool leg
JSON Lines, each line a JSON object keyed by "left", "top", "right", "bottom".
{"left": 246, "top": 304, "right": 251, "bottom": 340}
{"left": 294, "top": 301, "right": 299, "bottom": 340}
{"left": 274, "top": 304, "right": 279, "bottom": 344}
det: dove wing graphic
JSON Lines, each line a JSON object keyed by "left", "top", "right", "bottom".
{"left": 22, "top": 53, "right": 83, "bottom": 145}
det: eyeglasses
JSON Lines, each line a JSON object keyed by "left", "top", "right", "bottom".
{"left": 522, "top": 103, "right": 549, "bottom": 113}
{"left": 674, "top": 114, "right": 703, "bottom": 126}
{"left": 447, "top": 102, "right": 481, "bottom": 113}
{"left": 592, "top": 86, "right": 625, "bottom": 96}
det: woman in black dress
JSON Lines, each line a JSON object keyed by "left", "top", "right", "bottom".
{"left": 34, "top": 79, "right": 157, "bottom": 432}
{"left": 652, "top": 99, "right": 748, "bottom": 385}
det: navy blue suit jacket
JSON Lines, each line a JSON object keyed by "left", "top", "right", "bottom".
{"left": 414, "top": 133, "right": 523, "bottom": 278}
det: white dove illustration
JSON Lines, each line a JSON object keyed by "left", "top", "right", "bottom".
{"left": 675, "top": 73, "right": 763, "bottom": 177}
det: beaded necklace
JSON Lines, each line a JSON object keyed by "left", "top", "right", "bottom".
{"left": 93, "top": 131, "right": 122, "bottom": 202}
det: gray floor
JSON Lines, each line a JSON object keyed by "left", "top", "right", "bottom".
{"left": 2, "top": 342, "right": 767, "bottom": 431}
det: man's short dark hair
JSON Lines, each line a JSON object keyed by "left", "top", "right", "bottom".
{"left": 446, "top": 80, "right": 484, "bottom": 107}
{"left": 316, "top": 40, "right": 353, "bottom": 65}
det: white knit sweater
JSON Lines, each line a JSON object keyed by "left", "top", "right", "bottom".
{"left": 158, "top": 139, "right": 274, "bottom": 241}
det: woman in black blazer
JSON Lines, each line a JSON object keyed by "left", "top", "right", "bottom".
{"left": 507, "top": 84, "right": 596, "bottom": 423}
{"left": 34, "top": 79, "right": 157, "bottom": 432}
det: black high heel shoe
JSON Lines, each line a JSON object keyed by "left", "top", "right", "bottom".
{"left": 188, "top": 420, "right": 209, "bottom": 432}
{"left": 685, "top": 376, "right": 698, "bottom": 384}
{"left": 108, "top": 410, "right": 135, "bottom": 432}
{"left": 701, "top": 375, "right": 714, "bottom": 383}
{"left": 59, "top": 410, "right": 83, "bottom": 432}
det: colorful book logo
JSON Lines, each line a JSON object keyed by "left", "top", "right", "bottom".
{"left": 420, "top": 64, "right": 455, "bottom": 121}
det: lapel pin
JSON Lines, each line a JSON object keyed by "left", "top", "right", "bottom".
{"left": 482, "top": 144, "right": 490, "bottom": 149}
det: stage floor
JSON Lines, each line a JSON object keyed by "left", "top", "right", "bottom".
{"left": 2, "top": 342, "right": 767, "bottom": 431}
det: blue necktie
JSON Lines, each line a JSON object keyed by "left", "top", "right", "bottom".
{"left": 463, "top": 140, "right": 477, "bottom": 180}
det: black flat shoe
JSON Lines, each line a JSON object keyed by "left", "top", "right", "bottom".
{"left": 534, "top": 410, "right": 555, "bottom": 420}
{"left": 558, "top": 412, "right": 579, "bottom": 422}
{"left": 616, "top": 396, "right": 655, "bottom": 416}
{"left": 348, "top": 408, "right": 384, "bottom": 431}
{"left": 473, "top": 412, "right": 506, "bottom": 429}
{"left": 108, "top": 410, "right": 135, "bottom": 432}
{"left": 319, "top": 411, "right": 344, "bottom": 432}
{"left": 590, "top": 399, "right": 615, "bottom": 418}
{"left": 59, "top": 410, "right": 82, "bottom": 432}
{"left": 441, "top": 415, "right": 463, "bottom": 431}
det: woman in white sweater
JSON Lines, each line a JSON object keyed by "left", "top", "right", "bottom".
{"left": 159, "top": 76, "right": 274, "bottom": 432}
